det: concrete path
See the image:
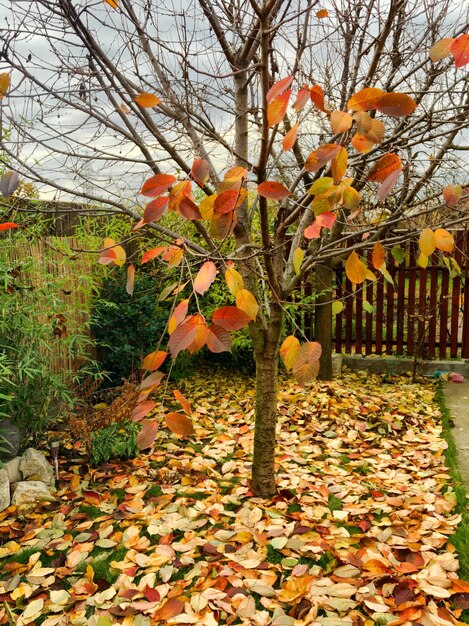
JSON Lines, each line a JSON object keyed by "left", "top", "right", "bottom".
{"left": 444, "top": 382, "right": 469, "bottom": 486}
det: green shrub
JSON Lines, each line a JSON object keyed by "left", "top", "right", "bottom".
{"left": 89, "top": 420, "right": 140, "bottom": 466}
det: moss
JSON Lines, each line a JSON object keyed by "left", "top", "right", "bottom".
{"left": 327, "top": 494, "right": 343, "bottom": 511}
{"left": 78, "top": 505, "right": 105, "bottom": 520}
{"left": 145, "top": 485, "right": 164, "bottom": 498}
{"left": 266, "top": 544, "right": 284, "bottom": 565}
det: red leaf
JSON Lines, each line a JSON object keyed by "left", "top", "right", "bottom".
{"left": 267, "top": 90, "right": 291, "bottom": 127}
{"left": 206, "top": 324, "right": 232, "bottom": 353}
{"left": 186, "top": 314, "right": 208, "bottom": 353}
{"left": 173, "top": 390, "right": 191, "bottom": 414}
{"left": 143, "top": 197, "right": 169, "bottom": 223}
{"left": 257, "top": 181, "right": 291, "bottom": 200}
{"left": 304, "top": 220, "right": 322, "bottom": 239}
{"left": 451, "top": 33, "right": 469, "bottom": 68}
{"left": 140, "top": 173, "right": 177, "bottom": 197}
{"left": 310, "top": 85, "right": 326, "bottom": 112}
{"left": 141, "top": 246, "right": 166, "bottom": 264}
{"left": 178, "top": 195, "right": 202, "bottom": 220}
{"left": 0, "top": 222, "right": 19, "bottom": 231}
{"left": 165, "top": 413, "right": 194, "bottom": 436}
{"left": 137, "top": 420, "right": 159, "bottom": 450}
{"left": 98, "top": 248, "right": 117, "bottom": 265}
{"left": 212, "top": 306, "right": 251, "bottom": 331}
{"left": 168, "top": 315, "right": 200, "bottom": 357}
{"left": 214, "top": 189, "right": 239, "bottom": 214}
{"left": 193, "top": 261, "right": 217, "bottom": 295}
{"left": 316, "top": 211, "right": 336, "bottom": 229}
{"left": 191, "top": 157, "right": 210, "bottom": 185}
{"left": 368, "top": 153, "right": 402, "bottom": 183}
{"left": 210, "top": 210, "right": 237, "bottom": 239}
{"left": 266, "top": 76, "right": 293, "bottom": 104}
{"left": 305, "top": 143, "right": 340, "bottom": 172}
{"left": 139, "top": 371, "right": 164, "bottom": 391}
{"left": 126, "top": 264, "right": 135, "bottom": 295}
{"left": 377, "top": 168, "right": 401, "bottom": 201}
{"left": 131, "top": 401, "right": 157, "bottom": 421}
{"left": 375, "top": 92, "right": 417, "bottom": 117}
{"left": 443, "top": 184, "right": 463, "bottom": 206}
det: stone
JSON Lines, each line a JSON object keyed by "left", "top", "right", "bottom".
{"left": 11, "top": 481, "right": 53, "bottom": 506}
{"left": 19, "top": 449, "right": 55, "bottom": 487}
{"left": 0, "top": 469, "right": 10, "bottom": 511}
{"left": 0, "top": 420, "right": 21, "bottom": 461}
{"left": 4, "top": 456, "right": 22, "bottom": 483}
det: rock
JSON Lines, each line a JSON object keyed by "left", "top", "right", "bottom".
{"left": 0, "top": 469, "right": 10, "bottom": 511}
{"left": 11, "top": 481, "right": 54, "bottom": 506}
{"left": 4, "top": 456, "right": 22, "bottom": 483}
{"left": 19, "top": 449, "right": 55, "bottom": 487}
{"left": 0, "top": 421, "right": 21, "bottom": 461}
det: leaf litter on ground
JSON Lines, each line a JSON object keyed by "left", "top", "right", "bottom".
{"left": 0, "top": 371, "right": 468, "bottom": 626}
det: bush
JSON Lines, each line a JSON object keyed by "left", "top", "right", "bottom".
{"left": 89, "top": 420, "right": 140, "bottom": 466}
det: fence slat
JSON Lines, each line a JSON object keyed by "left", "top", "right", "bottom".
{"left": 407, "top": 247, "right": 417, "bottom": 356}
{"left": 375, "top": 275, "right": 384, "bottom": 355}
{"left": 396, "top": 264, "right": 406, "bottom": 355}
{"left": 385, "top": 268, "right": 395, "bottom": 355}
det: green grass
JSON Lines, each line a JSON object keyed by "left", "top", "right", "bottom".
{"left": 435, "top": 385, "right": 469, "bottom": 581}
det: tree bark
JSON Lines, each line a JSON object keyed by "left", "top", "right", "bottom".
{"left": 251, "top": 307, "right": 283, "bottom": 498}
{"left": 316, "top": 263, "right": 334, "bottom": 381}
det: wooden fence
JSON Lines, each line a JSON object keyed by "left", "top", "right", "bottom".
{"left": 332, "top": 231, "right": 469, "bottom": 359}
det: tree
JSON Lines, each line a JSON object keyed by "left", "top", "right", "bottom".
{"left": 0, "top": 0, "right": 468, "bottom": 497}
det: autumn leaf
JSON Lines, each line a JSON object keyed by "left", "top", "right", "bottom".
{"left": 305, "top": 143, "right": 340, "bottom": 172}
{"left": 280, "top": 335, "right": 300, "bottom": 370}
{"left": 345, "top": 251, "right": 367, "bottom": 284}
{"left": 168, "top": 315, "right": 201, "bottom": 357}
{"left": 292, "top": 247, "right": 304, "bottom": 276}
{"left": 304, "top": 220, "right": 322, "bottom": 239}
{"left": 330, "top": 110, "right": 353, "bottom": 134}
{"left": 375, "top": 92, "right": 417, "bottom": 117}
{"left": 126, "top": 264, "right": 135, "bottom": 296}
{"left": 143, "top": 196, "right": 169, "bottom": 223}
{"left": 165, "top": 413, "right": 194, "bottom": 436}
{"left": 214, "top": 189, "right": 240, "bottom": 214}
{"left": 104, "top": 0, "right": 118, "bottom": 8}
{"left": 443, "top": 184, "right": 462, "bottom": 206}
{"left": 451, "top": 33, "right": 469, "bottom": 68}
{"left": 257, "top": 181, "right": 291, "bottom": 199}
{"left": 316, "top": 9, "right": 328, "bottom": 17}
{"left": 430, "top": 38, "right": 455, "bottom": 62}
{"left": 342, "top": 186, "right": 361, "bottom": 210}
{"left": 174, "top": 389, "right": 191, "bottom": 414}
{"left": 0, "top": 171, "right": 20, "bottom": 197}
{"left": 168, "top": 299, "right": 190, "bottom": 334}
{"left": 316, "top": 211, "right": 336, "bottom": 229}
{"left": 351, "top": 133, "right": 374, "bottom": 153}
{"left": 435, "top": 228, "right": 455, "bottom": 252}
{"left": 309, "top": 177, "right": 334, "bottom": 196}
{"left": 212, "top": 306, "right": 251, "bottom": 331}
{"left": 364, "top": 119, "right": 385, "bottom": 144}
{"left": 206, "top": 324, "right": 232, "bottom": 353}
{"left": 368, "top": 153, "right": 402, "bottom": 183}
{"left": 225, "top": 266, "right": 244, "bottom": 296}
{"left": 0, "top": 222, "right": 19, "bottom": 231}
{"left": 377, "top": 168, "right": 401, "bottom": 201}
{"left": 293, "top": 86, "right": 310, "bottom": 111}
{"left": 131, "top": 401, "right": 157, "bottom": 421}
{"left": 419, "top": 228, "right": 436, "bottom": 256}
{"left": 0, "top": 72, "right": 10, "bottom": 99}
{"left": 267, "top": 90, "right": 291, "bottom": 127}
{"left": 292, "top": 341, "right": 322, "bottom": 384}
{"left": 236, "top": 288, "right": 259, "bottom": 320}
{"left": 332, "top": 300, "right": 343, "bottom": 314}
{"left": 191, "top": 157, "right": 210, "bottom": 186}
{"left": 141, "top": 246, "right": 166, "bottom": 264}
{"left": 266, "top": 76, "right": 293, "bottom": 103}
{"left": 310, "top": 84, "right": 327, "bottom": 112}
{"left": 137, "top": 420, "right": 159, "bottom": 450}
{"left": 193, "top": 261, "right": 217, "bottom": 295}
{"left": 134, "top": 93, "right": 160, "bottom": 108}
{"left": 347, "top": 87, "right": 386, "bottom": 111}
{"left": 331, "top": 146, "right": 348, "bottom": 184}
{"left": 142, "top": 350, "right": 167, "bottom": 371}
{"left": 282, "top": 124, "right": 299, "bottom": 151}
{"left": 140, "top": 173, "right": 177, "bottom": 197}
{"left": 372, "top": 242, "right": 385, "bottom": 270}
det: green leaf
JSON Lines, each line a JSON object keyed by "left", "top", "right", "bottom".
{"left": 363, "top": 300, "right": 373, "bottom": 314}
{"left": 332, "top": 300, "right": 344, "bottom": 315}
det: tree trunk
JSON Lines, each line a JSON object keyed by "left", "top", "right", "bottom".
{"left": 316, "top": 264, "right": 334, "bottom": 381}
{"left": 251, "top": 308, "right": 283, "bottom": 498}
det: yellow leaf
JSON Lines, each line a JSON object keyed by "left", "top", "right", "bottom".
{"left": 372, "top": 242, "right": 385, "bottom": 270}
{"left": 280, "top": 335, "right": 300, "bottom": 370}
{"left": 365, "top": 269, "right": 377, "bottom": 281}
{"left": 134, "top": 93, "right": 160, "bottom": 108}
{"left": 309, "top": 177, "right": 334, "bottom": 196}
{"left": 292, "top": 247, "right": 304, "bottom": 276}
{"left": 417, "top": 252, "right": 428, "bottom": 268}
{"left": 199, "top": 194, "right": 217, "bottom": 220}
{"left": 236, "top": 289, "right": 259, "bottom": 320}
{"left": 113, "top": 245, "right": 126, "bottom": 266}
{"left": 330, "top": 110, "right": 352, "bottom": 134}
{"left": 332, "top": 300, "right": 343, "bottom": 315}
{"left": 435, "top": 228, "right": 455, "bottom": 252}
{"left": 225, "top": 266, "right": 244, "bottom": 296}
{"left": 419, "top": 228, "right": 436, "bottom": 256}
{"left": 331, "top": 146, "right": 348, "bottom": 184}
{"left": 345, "top": 251, "right": 367, "bottom": 284}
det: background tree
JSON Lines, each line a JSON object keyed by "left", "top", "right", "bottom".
{"left": 0, "top": 0, "right": 468, "bottom": 497}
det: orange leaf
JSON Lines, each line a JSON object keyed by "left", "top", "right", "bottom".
{"left": 141, "top": 246, "right": 166, "bottom": 264}
{"left": 419, "top": 228, "right": 436, "bottom": 256}
{"left": 0, "top": 73, "right": 10, "bottom": 99}
{"left": 304, "top": 220, "right": 322, "bottom": 239}
{"left": 293, "top": 86, "right": 310, "bottom": 112}
{"left": 137, "top": 420, "right": 159, "bottom": 450}
{"left": 345, "top": 251, "right": 367, "bottom": 284}
{"left": 372, "top": 242, "right": 385, "bottom": 270}
{"left": 206, "top": 324, "right": 232, "bottom": 353}
{"left": 257, "top": 181, "right": 291, "bottom": 200}
{"left": 178, "top": 195, "right": 202, "bottom": 221}
{"left": 193, "top": 261, "right": 217, "bottom": 295}
{"left": 316, "top": 211, "right": 336, "bottom": 229}
{"left": 140, "top": 173, "right": 177, "bottom": 197}
{"left": 134, "top": 93, "right": 160, "bottom": 108}
{"left": 267, "top": 90, "right": 291, "bottom": 127}
{"left": 139, "top": 371, "right": 164, "bottom": 391}
{"left": 236, "top": 289, "right": 259, "bottom": 321}
{"left": 143, "top": 196, "right": 169, "bottom": 223}
{"left": 280, "top": 335, "right": 300, "bottom": 370}
{"left": 351, "top": 133, "right": 374, "bottom": 153}
{"left": 214, "top": 189, "right": 239, "bottom": 214}
{"left": 131, "top": 401, "right": 157, "bottom": 422}
{"left": 210, "top": 210, "right": 237, "bottom": 239}
{"left": 187, "top": 314, "right": 208, "bottom": 353}
{"left": 330, "top": 110, "right": 352, "bottom": 134}
{"left": 168, "top": 299, "right": 190, "bottom": 335}
{"left": 212, "top": 306, "right": 251, "bottom": 331}
{"left": 347, "top": 87, "right": 386, "bottom": 111}
{"left": 451, "top": 33, "right": 469, "bottom": 68}
{"left": 435, "top": 228, "right": 455, "bottom": 252}
{"left": 162, "top": 245, "right": 184, "bottom": 268}
{"left": 266, "top": 76, "right": 293, "bottom": 104}
{"left": 430, "top": 38, "right": 455, "bottom": 62}
{"left": 292, "top": 342, "right": 322, "bottom": 384}
{"left": 126, "top": 264, "right": 135, "bottom": 296}
{"left": 282, "top": 124, "right": 298, "bottom": 151}
{"left": 310, "top": 85, "right": 326, "bottom": 112}
{"left": 443, "top": 184, "right": 463, "bottom": 206}
{"left": 191, "top": 157, "right": 210, "bottom": 186}
{"left": 142, "top": 351, "right": 167, "bottom": 371}
{"left": 376, "top": 92, "right": 417, "bottom": 117}
{"left": 104, "top": 0, "right": 118, "bottom": 7}
{"left": 331, "top": 146, "right": 348, "bottom": 184}
{"left": 316, "top": 9, "right": 328, "bottom": 18}
{"left": 364, "top": 119, "right": 385, "bottom": 144}
{"left": 368, "top": 153, "right": 402, "bottom": 183}
{"left": 168, "top": 315, "right": 203, "bottom": 357}
{"left": 305, "top": 143, "right": 340, "bottom": 172}
{"left": 165, "top": 413, "right": 194, "bottom": 436}
{"left": 173, "top": 390, "right": 191, "bottom": 414}
{"left": 0, "top": 222, "right": 19, "bottom": 231}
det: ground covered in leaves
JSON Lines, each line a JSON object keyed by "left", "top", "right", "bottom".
{"left": 0, "top": 372, "right": 468, "bottom": 626}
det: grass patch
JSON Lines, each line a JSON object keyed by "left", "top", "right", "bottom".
{"left": 0, "top": 547, "right": 42, "bottom": 568}
{"left": 145, "top": 485, "right": 164, "bottom": 498}
{"left": 78, "top": 505, "right": 106, "bottom": 520}
{"left": 327, "top": 494, "right": 343, "bottom": 511}
{"left": 435, "top": 385, "right": 469, "bottom": 581}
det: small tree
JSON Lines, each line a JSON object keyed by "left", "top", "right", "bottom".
{"left": 0, "top": 0, "right": 468, "bottom": 496}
